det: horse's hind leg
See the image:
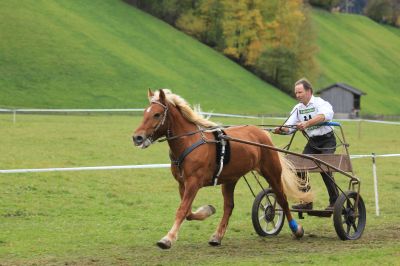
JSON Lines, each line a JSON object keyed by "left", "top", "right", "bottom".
{"left": 177, "top": 182, "right": 216, "bottom": 221}
{"left": 187, "top": 205, "right": 216, "bottom": 220}
{"left": 209, "top": 181, "right": 237, "bottom": 246}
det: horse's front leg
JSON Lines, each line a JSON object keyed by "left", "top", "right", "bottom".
{"left": 177, "top": 183, "right": 216, "bottom": 221}
{"left": 157, "top": 178, "right": 200, "bottom": 249}
{"left": 209, "top": 181, "right": 237, "bottom": 246}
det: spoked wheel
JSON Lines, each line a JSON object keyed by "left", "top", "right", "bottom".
{"left": 252, "top": 189, "right": 284, "bottom": 236}
{"left": 333, "top": 191, "right": 366, "bottom": 240}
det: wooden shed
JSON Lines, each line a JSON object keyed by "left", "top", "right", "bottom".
{"left": 316, "top": 83, "right": 366, "bottom": 118}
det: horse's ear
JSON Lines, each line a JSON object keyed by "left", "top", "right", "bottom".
{"left": 147, "top": 88, "right": 154, "bottom": 102}
{"left": 159, "top": 89, "right": 166, "bottom": 105}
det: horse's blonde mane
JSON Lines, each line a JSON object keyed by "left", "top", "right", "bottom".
{"left": 151, "top": 89, "right": 217, "bottom": 128}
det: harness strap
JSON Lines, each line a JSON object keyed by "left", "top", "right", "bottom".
{"left": 170, "top": 138, "right": 207, "bottom": 169}
{"left": 212, "top": 129, "right": 227, "bottom": 186}
{"left": 168, "top": 128, "right": 229, "bottom": 186}
{"left": 150, "top": 100, "right": 168, "bottom": 133}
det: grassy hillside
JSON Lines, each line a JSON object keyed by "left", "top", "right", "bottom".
{"left": 2, "top": 2, "right": 399, "bottom": 115}
{"left": 0, "top": 0, "right": 294, "bottom": 114}
{"left": 313, "top": 9, "right": 400, "bottom": 115}
{"left": 384, "top": 24, "right": 400, "bottom": 37}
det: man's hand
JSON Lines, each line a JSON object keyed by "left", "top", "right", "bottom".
{"left": 297, "top": 114, "right": 326, "bottom": 131}
{"left": 296, "top": 121, "right": 309, "bottom": 131}
{"left": 273, "top": 127, "right": 287, "bottom": 134}
{"left": 273, "top": 127, "right": 281, "bottom": 134}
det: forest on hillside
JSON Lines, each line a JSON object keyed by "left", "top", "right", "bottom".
{"left": 311, "top": 0, "right": 400, "bottom": 27}
{"left": 127, "top": 0, "right": 319, "bottom": 95}
{"left": 127, "top": 0, "right": 399, "bottom": 96}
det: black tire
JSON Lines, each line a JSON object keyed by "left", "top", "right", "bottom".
{"left": 333, "top": 191, "right": 366, "bottom": 240}
{"left": 252, "top": 189, "right": 285, "bottom": 236}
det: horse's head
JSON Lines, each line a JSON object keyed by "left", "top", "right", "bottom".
{"left": 133, "top": 89, "right": 169, "bottom": 148}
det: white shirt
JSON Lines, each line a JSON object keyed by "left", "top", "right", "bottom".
{"left": 285, "top": 95, "right": 334, "bottom": 137}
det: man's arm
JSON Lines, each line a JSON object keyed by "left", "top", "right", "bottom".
{"left": 296, "top": 114, "right": 325, "bottom": 131}
{"left": 273, "top": 107, "right": 298, "bottom": 134}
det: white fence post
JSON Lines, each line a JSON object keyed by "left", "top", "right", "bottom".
{"left": 372, "top": 153, "right": 380, "bottom": 216}
{"left": 13, "top": 109, "right": 16, "bottom": 124}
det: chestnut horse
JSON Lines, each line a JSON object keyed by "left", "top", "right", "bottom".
{"left": 133, "top": 89, "right": 313, "bottom": 249}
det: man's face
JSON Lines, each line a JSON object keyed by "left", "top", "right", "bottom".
{"left": 295, "top": 84, "right": 312, "bottom": 105}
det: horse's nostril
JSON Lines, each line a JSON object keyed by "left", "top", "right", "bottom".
{"left": 133, "top": 135, "right": 144, "bottom": 145}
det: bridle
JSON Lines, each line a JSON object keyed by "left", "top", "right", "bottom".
{"left": 145, "top": 99, "right": 232, "bottom": 146}
{"left": 149, "top": 99, "right": 212, "bottom": 143}
{"left": 147, "top": 100, "right": 170, "bottom": 143}
{"left": 151, "top": 100, "right": 169, "bottom": 133}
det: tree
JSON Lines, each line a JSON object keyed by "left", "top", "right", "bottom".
{"left": 256, "top": 0, "right": 318, "bottom": 93}
{"left": 364, "top": 0, "right": 392, "bottom": 23}
{"left": 363, "top": 0, "right": 400, "bottom": 27}
{"left": 130, "top": 0, "right": 319, "bottom": 93}
{"left": 308, "top": 0, "right": 341, "bottom": 11}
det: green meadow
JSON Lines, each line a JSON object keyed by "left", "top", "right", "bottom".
{"left": 1, "top": 1, "right": 400, "bottom": 264}
{"left": 313, "top": 9, "right": 400, "bottom": 115}
{"left": 0, "top": 114, "right": 399, "bottom": 265}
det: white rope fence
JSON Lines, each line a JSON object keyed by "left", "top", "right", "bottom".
{"left": 2, "top": 108, "right": 400, "bottom": 124}
{"left": 0, "top": 164, "right": 170, "bottom": 174}
{"left": 1, "top": 153, "right": 397, "bottom": 174}
{"left": 347, "top": 153, "right": 400, "bottom": 216}
{"left": 1, "top": 153, "right": 399, "bottom": 216}
{"left": 0, "top": 108, "right": 260, "bottom": 123}
{"left": 1, "top": 108, "right": 399, "bottom": 216}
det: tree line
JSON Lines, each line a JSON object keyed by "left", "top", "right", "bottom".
{"left": 310, "top": 0, "right": 400, "bottom": 27}
{"left": 126, "top": 0, "right": 399, "bottom": 95}
{"left": 127, "top": 0, "right": 319, "bottom": 95}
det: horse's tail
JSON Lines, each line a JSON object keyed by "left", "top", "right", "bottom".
{"left": 279, "top": 153, "right": 314, "bottom": 203}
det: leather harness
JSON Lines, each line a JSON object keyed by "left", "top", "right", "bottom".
{"left": 150, "top": 99, "right": 230, "bottom": 186}
{"left": 169, "top": 128, "right": 230, "bottom": 186}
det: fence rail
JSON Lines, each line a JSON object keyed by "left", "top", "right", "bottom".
{"left": 1, "top": 108, "right": 400, "bottom": 124}
{"left": 1, "top": 108, "right": 399, "bottom": 216}
{"left": 1, "top": 153, "right": 397, "bottom": 174}
{"left": 1, "top": 154, "right": 398, "bottom": 216}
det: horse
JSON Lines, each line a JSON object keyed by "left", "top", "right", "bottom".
{"left": 132, "top": 89, "right": 313, "bottom": 249}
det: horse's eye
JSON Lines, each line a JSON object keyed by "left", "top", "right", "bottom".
{"left": 154, "top": 113, "right": 161, "bottom": 119}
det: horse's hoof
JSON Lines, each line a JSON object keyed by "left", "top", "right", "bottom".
{"left": 156, "top": 238, "right": 172, "bottom": 249}
{"left": 208, "top": 235, "right": 221, "bottom": 246}
{"left": 208, "top": 205, "right": 216, "bottom": 215}
{"left": 293, "top": 224, "right": 304, "bottom": 239}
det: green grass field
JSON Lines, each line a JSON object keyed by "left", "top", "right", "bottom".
{"left": 0, "top": 114, "right": 399, "bottom": 265}
{"left": 0, "top": 0, "right": 293, "bottom": 114}
{"left": 313, "top": 9, "right": 400, "bottom": 115}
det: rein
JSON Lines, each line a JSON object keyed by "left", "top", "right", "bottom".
{"left": 150, "top": 99, "right": 217, "bottom": 142}
{"left": 158, "top": 127, "right": 219, "bottom": 142}
{"left": 159, "top": 125, "right": 250, "bottom": 142}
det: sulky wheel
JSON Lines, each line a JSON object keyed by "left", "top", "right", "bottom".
{"left": 333, "top": 191, "right": 366, "bottom": 240}
{"left": 252, "top": 188, "right": 285, "bottom": 236}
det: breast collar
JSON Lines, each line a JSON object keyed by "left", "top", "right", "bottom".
{"left": 169, "top": 128, "right": 229, "bottom": 186}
